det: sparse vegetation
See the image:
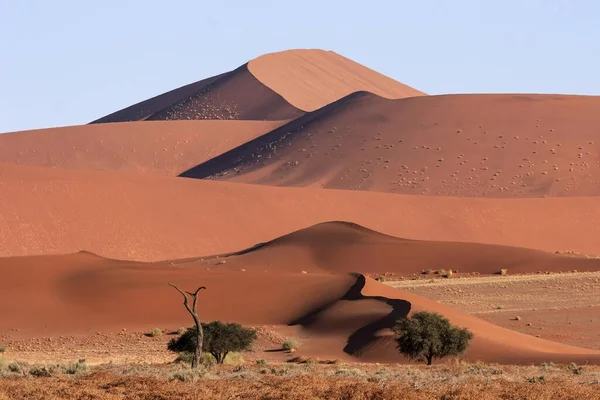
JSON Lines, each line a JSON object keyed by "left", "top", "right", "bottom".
{"left": 149, "top": 328, "right": 163, "bottom": 337}
{"left": 168, "top": 321, "right": 256, "bottom": 364}
{"left": 394, "top": 311, "right": 473, "bottom": 365}
{"left": 0, "top": 346, "right": 6, "bottom": 354}
{"left": 282, "top": 339, "right": 300, "bottom": 351}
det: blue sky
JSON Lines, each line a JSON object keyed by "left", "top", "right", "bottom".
{"left": 1, "top": 0, "right": 599, "bottom": 133}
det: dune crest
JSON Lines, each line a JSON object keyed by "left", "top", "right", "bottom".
{"left": 184, "top": 92, "right": 600, "bottom": 197}
{"left": 248, "top": 49, "right": 425, "bottom": 111}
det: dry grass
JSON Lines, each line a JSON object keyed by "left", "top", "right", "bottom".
{"left": 0, "top": 362, "right": 599, "bottom": 399}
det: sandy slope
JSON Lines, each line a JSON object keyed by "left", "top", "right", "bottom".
{"left": 0, "top": 120, "right": 285, "bottom": 175}
{"left": 185, "top": 93, "right": 600, "bottom": 197}
{"left": 91, "top": 65, "right": 303, "bottom": 123}
{"left": 2, "top": 165, "right": 600, "bottom": 261}
{"left": 212, "top": 222, "right": 600, "bottom": 276}
{"left": 91, "top": 49, "right": 424, "bottom": 124}
{"left": 1, "top": 227, "right": 598, "bottom": 365}
{"left": 247, "top": 49, "right": 425, "bottom": 111}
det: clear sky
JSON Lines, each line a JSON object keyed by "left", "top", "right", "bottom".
{"left": 1, "top": 0, "right": 599, "bottom": 133}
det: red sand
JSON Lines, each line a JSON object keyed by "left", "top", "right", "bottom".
{"left": 3, "top": 48, "right": 600, "bottom": 366}
{"left": 2, "top": 165, "right": 600, "bottom": 261}
{"left": 1, "top": 223, "right": 599, "bottom": 365}
{"left": 248, "top": 49, "right": 425, "bottom": 111}
{"left": 185, "top": 93, "right": 600, "bottom": 197}
{"left": 0, "top": 120, "right": 285, "bottom": 175}
{"left": 91, "top": 65, "right": 303, "bottom": 123}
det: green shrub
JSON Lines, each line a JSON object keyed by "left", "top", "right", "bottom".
{"left": 282, "top": 339, "right": 300, "bottom": 351}
{"left": 168, "top": 321, "right": 257, "bottom": 364}
{"left": 394, "top": 311, "right": 473, "bottom": 365}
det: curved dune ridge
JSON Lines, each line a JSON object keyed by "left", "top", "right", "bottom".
{"left": 90, "top": 64, "right": 304, "bottom": 123}
{"left": 2, "top": 164, "right": 600, "bottom": 261}
{"left": 247, "top": 49, "right": 425, "bottom": 111}
{"left": 183, "top": 92, "right": 600, "bottom": 197}
{"left": 211, "top": 221, "right": 600, "bottom": 276}
{"left": 1, "top": 223, "right": 599, "bottom": 365}
{"left": 0, "top": 120, "right": 286, "bottom": 175}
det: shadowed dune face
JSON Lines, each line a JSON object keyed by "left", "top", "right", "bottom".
{"left": 3, "top": 165, "right": 600, "bottom": 260}
{"left": 183, "top": 93, "right": 600, "bottom": 197}
{"left": 91, "top": 65, "right": 304, "bottom": 123}
{"left": 247, "top": 49, "right": 425, "bottom": 111}
{"left": 1, "top": 227, "right": 599, "bottom": 365}
{"left": 0, "top": 120, "right": 286, "bottom": 175}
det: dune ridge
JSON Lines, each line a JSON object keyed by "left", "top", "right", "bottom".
{"left": 91, "top": 64, "right": 303, "bottom": 123}
{"left": 247, "top": 49, "right": 425, "bottom": 111}
{"left": 183, "top": 92, "right": 600, "bottom": 197}
{"left": 1, "top": 224, "right": 599, "bottom": 364}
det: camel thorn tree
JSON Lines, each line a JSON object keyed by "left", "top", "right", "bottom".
{"left": 168, "top": 283, "right": 206, "bottom": 368}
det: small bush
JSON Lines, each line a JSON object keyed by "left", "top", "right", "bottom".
{"left": 514, "top": 316, "right": 522, "bottom": 321}
{"left": 149, "top": 328, "right": 163, "bottom": 337}
{"left": 64, "top": 360, "right": 89, "bottom": 375}
{"left": 498, "top": 269, "right": 508, "bottom": 276}
{"left": 282, "top": 339, "right": 300, "bottom": 351}
{"left": 375, "top": 275, "right": 386, "bottom": 282}
{"left": 256, "top": 359, "right": 268, "bottom": 366}
{"left": 29, "top": 365, "right": 55, "bottom": 378}
{"left": 568, "top": 362, "right": 584, "bottom": 375}
{"left": 0, "top": 346, "right": 6, "bottom": 354}
{"left": 7, "top": 362, "right": 25, "bottom": 374}
{"left": 527, "top": 375, "right": 546, "bottom": 384}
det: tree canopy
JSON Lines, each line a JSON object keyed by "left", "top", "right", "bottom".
{"left": 393, "top": 311, "right": 473, "bottom": 365}
{"left": 168, "top": 321, "right": 257, "bottom": 364}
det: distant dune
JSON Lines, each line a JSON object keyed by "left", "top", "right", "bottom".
{"left": 247, "top": 49, "right": 425, "bottom": 111}
{"left": 91, "top": 65, "right": 304, "bottom": 123}
{"left": 0, "top": 120, "right": 285, "bottom": 175}
{"left": 91, "top": 49, "right": 423, "bottom": 123}
{"left": 183, "top": 92, "right": 600, "bottom": 197}
{"left": 2, "top": 165, "right": 600, "bottom": 261}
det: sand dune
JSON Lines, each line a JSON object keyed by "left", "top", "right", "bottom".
{"left": 91, "top": 49, "right": 424, "bottom": 124}
{"left": 1, "top": 233, "right": 598, "bottom": 365}
{"left": 91, "top": 65, "right": 303, "bottom": 123}
{"left": 2, "top": 164, "right": 600, "bottom": 261}
{"left": 211, "top": 222, "right": 600, "bottom": 276}
{"left": 184, "top": 92, "right": 600, "bottom": 197}
{"left": 0, "top": 120, "right": 285, "bottom": 175}
{"left": 247, "top": 49, "right": 425, "bottom": 111}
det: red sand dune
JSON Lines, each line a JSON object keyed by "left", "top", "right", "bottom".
{"left": 2, "top": 164, "right": 600, "bottom": 261}
{"left": 184, "top": 93, "right": 600, "bottom": 197}
{"left": 247, "top": 49, "right": 425, "bottom": 111}
{"left": 91, "top": 49, "right": 424, "bottom": 124}
{"left": 91, "top": 65, "right": 303, "bottom": 123}
{"left": 0, "top": 120, "right": 285, "bottom": 175}
{"left": 1, "top": 225, "right": 598, "bottom": 365}
{"left": 212, "top": 222, "right": 600, "bottom": 276}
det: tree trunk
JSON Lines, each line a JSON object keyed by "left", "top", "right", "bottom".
{"left": 426, "top": 355, "right": 433, "bottom": 366}
{"left": 169, "top": 283, "right": 206, "bottom": 369}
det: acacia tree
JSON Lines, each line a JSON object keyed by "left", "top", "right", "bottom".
{"left": 168, "top": 321, "right": 257, "bottom": 364}
{"left": 394, "top": 311, "right": 473, "bottom": 366}
{"left": 168, "top": 283, "right": 206, "bottom": 369}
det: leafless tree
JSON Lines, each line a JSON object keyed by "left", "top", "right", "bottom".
{"left": 168, "top": 283, "right": 206, "bottom": 368}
